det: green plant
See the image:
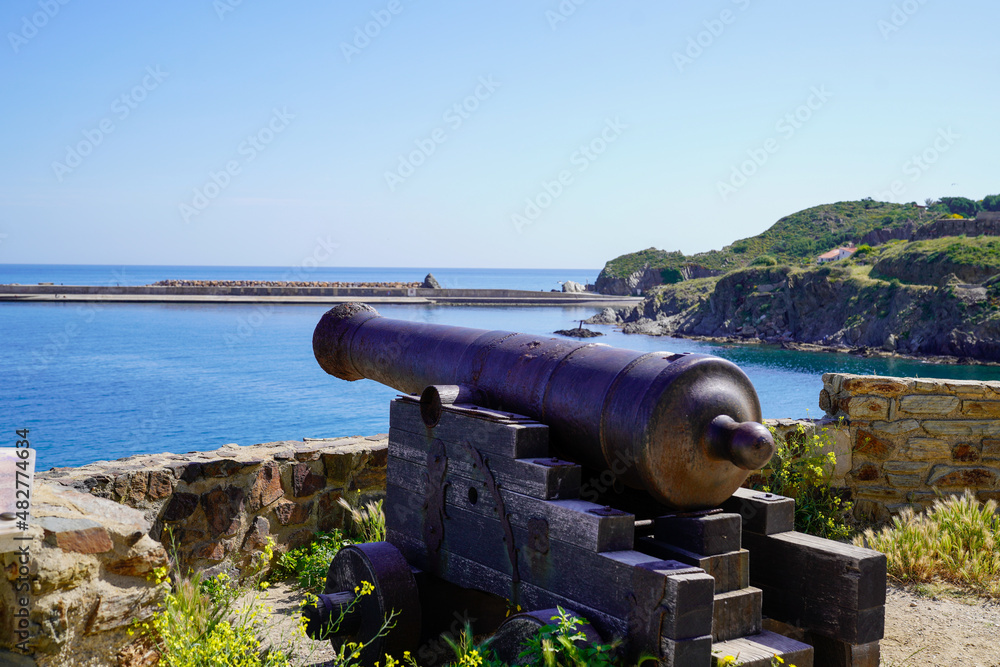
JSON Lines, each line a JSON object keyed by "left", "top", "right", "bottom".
{"left": 271, "top": 529, "right": 349, "bottom": 594}
{"left": 338, "top": 497, "right": 387, "bottom": 543}
{"left": 855, "top": 490, "right": 1000, "bottom": 597}
{"left": 138, "top": 538, "right": 297, "bottom": 667}
{"left": 517, "top": 607, "right": 629, "bottom": 667}
{"left": 441, "top": 621, "right": 506, "bottom": 667}
{"left": 751, "top": 424, "right": 853, "bottom": 540}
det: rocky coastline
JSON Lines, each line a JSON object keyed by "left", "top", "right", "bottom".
{"left": 588, "top": 263, "right": 1000, "bottom": 364}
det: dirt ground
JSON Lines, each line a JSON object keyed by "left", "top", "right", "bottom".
{"left": 881, "top": 585, "right": 1000, "bottom": 667}
{"left": 261, "top": 582, "right": 1000, "bottom": 666}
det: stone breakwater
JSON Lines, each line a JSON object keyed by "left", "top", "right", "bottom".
{"left": 150, "top": 280, "right": 421, "bottom": 288}
{"left": 1, "top": 436, "right": 388, "bottom": 666}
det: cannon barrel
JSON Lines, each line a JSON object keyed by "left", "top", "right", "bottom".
{"left": 313, "top": 303, "right": 774, "bottom": 509}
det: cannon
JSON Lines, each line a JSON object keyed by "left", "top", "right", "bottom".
{"left": 304, "top": 304, "right": 887, "bottom": 666}
{"left": 313, "top": 302, "right": 774, "bottom": 509}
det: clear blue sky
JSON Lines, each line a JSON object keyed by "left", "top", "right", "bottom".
{"left": 1, "top": 1, "right": 997, "bottom": 269}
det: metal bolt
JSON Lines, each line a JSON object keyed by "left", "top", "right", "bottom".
{"left": 0, "top": 512, "right": 15, "bottom": 521}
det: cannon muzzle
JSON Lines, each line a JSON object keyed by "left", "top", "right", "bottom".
{"left": 313, "top": 303, "right": 773, "bottom": 509}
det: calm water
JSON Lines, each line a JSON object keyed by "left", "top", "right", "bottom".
{"left": 5, "top": 265, "right": 1000, "bottom": 470}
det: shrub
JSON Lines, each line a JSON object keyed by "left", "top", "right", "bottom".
{"left": 939, "top": 196, "right": 982, "bottom": 218}
{"left": 750, "top": 424, "right": 853, "bottom": 540}
{"left": 855, "top": 490, "right": 1000, "bottom": 597}
{"left": 271, "top": 529, "right": 350, "bottom": 594}
{"left": 983, "top": 194, "right": 1000, "bottom": 212}
{"left": 139, "top": 539, "right": 298, "bottom": 667}
{"left": 750, "top": 255, "right": 777, "bottom": 267}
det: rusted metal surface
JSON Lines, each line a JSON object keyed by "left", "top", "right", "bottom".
{"left": 314, "top": 303, "right": 774, "bottom": 509}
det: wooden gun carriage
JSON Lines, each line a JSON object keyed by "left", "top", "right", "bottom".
{"left": 302, "top": 304, "right": 886, "bottom": 667}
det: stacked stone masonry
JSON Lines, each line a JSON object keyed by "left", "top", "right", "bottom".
{"left": 820, "top": 373, "right": 1000, "bottom": 523}
{"left": 1, "top": 435, "right": 388, "bottom": 666}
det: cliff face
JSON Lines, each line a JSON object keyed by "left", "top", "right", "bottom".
{"left": 606, "top": 265, "right": 1000, "bottom": 362}
{"left": 594, "top": 263, "right": 721, "bottom": 295}
{"left": 593, "top": 266, "right": 665, "bottom": 296}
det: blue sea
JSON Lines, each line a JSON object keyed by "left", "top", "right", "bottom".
{"left": 5, "top": 264, "right": 1000, "bottom": 470}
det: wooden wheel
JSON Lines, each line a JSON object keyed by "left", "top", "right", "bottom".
{"left": 302, "top": 541, "right": 421, "bottom": 663}
{"left": 489, "top": 608, "right": 603, "bottom": 665}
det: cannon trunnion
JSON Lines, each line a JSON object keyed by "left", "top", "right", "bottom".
{"left": 305, "top": 305, "right": 886, "bottom": 666}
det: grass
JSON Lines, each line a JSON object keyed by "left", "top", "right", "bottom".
{"left": 872, "top": 236, "right": 1000, "bottom": 285}
{"left": 855, "top": 491, "right": 1000, "bottom": 597}
{"left": 137, "top": 538, "right": 301, "bottom": 667}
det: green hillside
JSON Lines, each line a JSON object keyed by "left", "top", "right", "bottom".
{"left": 600, "top": 200, "right": 924, "bottom": 283}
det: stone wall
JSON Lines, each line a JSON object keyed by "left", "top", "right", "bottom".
{"left": 2, "top": 435, "right": 388, "bottom": 666}
{"left": 820, "top": 373, "right": 1000, "bottom": 522}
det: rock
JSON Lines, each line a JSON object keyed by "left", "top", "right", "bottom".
{"left": 317, "top": 490, "right": 345, "bottom": 532}
{"left": 961, "top": 400, "right": 1000, "bottom": 417}
{"left": 192, "top": 540, "right": 228, "bottom": 561}
{"left": 106, "top": 541, "right": 168, "bottom": 577}
{"left": 242, "top": 516, "right": 270, "bottom": 551}
{"left": 855, "top": 430, "right": 893, "bottom": 459}
{"left": 273, "top": 500, "right": 312, "bottom": 526}
{"left": 927, "top": 465, "right": 1000, "bottom": 487}
{"left": 161, "top": 492, "right": 199, "bottom": 522}
{"left": 562, "top": 280, "right": 585, "bottom": 293}
{"left": 553, "top": 327, "right": 603, "bottom": 338}
{"left": 847, "top": 396, "right": 890, "bottom": 421}
{"left": 851, "top": 463, "right": 881, "bottom": 481}
{"left": 37, "top": 517, "right": 113, "bottom": 554}
{"left": 201, "top": 459, "right": 245, "bottom": 477}
{"left": 248, "top": 461, "right": 283, "bottom": 511}
{"left": 901, "top": 438, "right": 951, "bottom": 461}
{"left": 421, "top": 273, "right": 442, "bottom": 289}
{"left": 952, "top": 443, "right": 981, "bottom": 462}
{"left": 146, "top": 470, "right": 174, "bottom": 500}
{"left": 28, "top": 548, "right": 99, "bottom": 594}
{"left": 898, "top": 395, "right": 960, "bottom": 415}
{"left": 200, "top": 487, "right": 245, "bottom": 537}
{"left": 292, "top": 463, "right": 326, "bottom": 497}
{"left": 882, "top": 334, "right": 897, "bottom": 351}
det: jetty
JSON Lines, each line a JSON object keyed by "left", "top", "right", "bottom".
{"left": 0, "top": 283, "right": 641, "bottom": 307}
